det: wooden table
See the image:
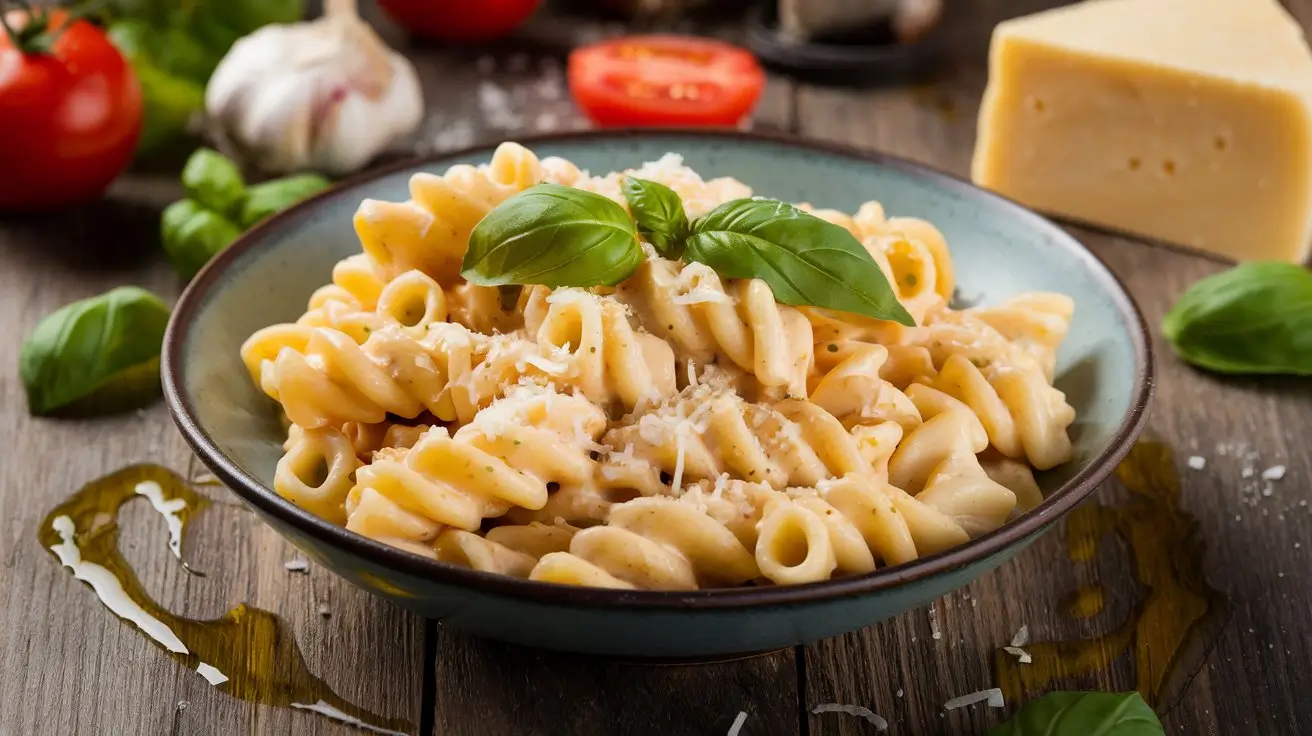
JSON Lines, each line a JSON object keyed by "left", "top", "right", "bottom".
{"left": 4, "top": 2, "right": 1311, "bottom": 734}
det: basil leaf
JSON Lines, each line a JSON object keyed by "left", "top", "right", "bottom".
{"left": 1162, "top": 262, "right": 1312, "bottom": 376}
{"left": 19, "top": 287, "right": 172, "bottom": 417}
{"left": 622, "top": 176, "right": 689, "bottom": 258}
{"left": 181, "top": 147, "right": 246, "bottom": 218}
{"left": 989, "top": 691, "right": 1164, "bottom": 736}
{"left": 685, "top": 198, "right": 915, "bottom": 326}
{"left": 462, "top": 183, "right": 643, "bottom": 288}
{"left": 162, "top": 199, "right": 244, "bottom": 280}
{"left": 239, "top": 173, "right": 332, "bottom": 228}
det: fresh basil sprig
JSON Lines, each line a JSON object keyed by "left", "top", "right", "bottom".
{"left": 1163, "top": 261, "right": 1312, "bottom": 376}
{"left": 20, "top": 286, "right": 172, "bottom": 417}
{"left": 685, "top": 198, "right": 914, "bottom": 326}
{"left": 462, "top": 181, "right": 915, "bottom": 325}
{"left": 622, "top": 176, "right": 689, "bottom": 259}
{"left": 989, "top": 691, "right": 1163, "bottom": 736}
{"left": 462, "top": 183, "right": 643, "bottom": 288}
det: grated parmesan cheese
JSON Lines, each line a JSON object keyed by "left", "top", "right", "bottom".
{"left": 727, "top": 711, "right": 748, "bottom": 736}
{"left": 672, "top": 287, "right": 732, "bottom": 305}
{"left": 284, "top": 558, "right": 309, "bottom": 573}
{"left": 943, "top": 688, "right": 1005, "bottom": 711}
{"left": 1263, "top": 465, "right": 1287, "bottom": 481}
{"left": 1003, "top": 646, "right": 1032, "bottom": 664}
{"left": 1009, "top": 625, "right": 1029, "bottom": 647}
{"left": 811, "top": 703, "right": 888, "bottom": 731}
{"left": 1187, "top": 456, "right": 1206, "bottom": 470}
{"left": 671, "top": 430, "right": 687, "bottom": 492}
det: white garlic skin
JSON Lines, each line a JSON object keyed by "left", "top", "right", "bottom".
{"left": 205, "top": 21, "right": 424, "bottom": 176}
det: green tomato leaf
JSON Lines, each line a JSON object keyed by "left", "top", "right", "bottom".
{"left": 1162, "top": 262, "right": 1312, "bottom": 376}
{"left": 181, "top": 148, "right": 247, "bottom": 217}
{"left": 162, "top": 200, "right": 244, "bottom": 280}
{"left": 19, "top": 286, "right": 172, "bottom": 417}
{"left": 989, "top": 691, "right": 1164, "bottom": 736}
{"left": 239, "top": 173, "right": 332, "bottom": 228}
{"left": 622, "top": 176, "right": 689, "bottom": 259}
{"left": 461, "top": 183, "right": 643, "bottom": 288}
{"left": 685, "top": 198, "right": 915, "bottom": 326}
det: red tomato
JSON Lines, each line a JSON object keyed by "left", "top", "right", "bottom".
{"left": 0, "top": 10, "right": 142, "bottom": 211}
{"left": 377, "top": 0, "right": 542, "bottom": 43}
{"left": 568, "top": 36, "right": 765, "bottom": 128}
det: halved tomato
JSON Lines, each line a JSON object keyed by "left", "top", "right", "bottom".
{"left": 568, "top": 35, "right": 766, "bottom": 127}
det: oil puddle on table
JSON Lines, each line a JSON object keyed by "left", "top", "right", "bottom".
{"left": 38, "top": 464, "right": 414, "bottom": 735}
{"left": 995, "top": 441, "right": 1230, "bottom": 712}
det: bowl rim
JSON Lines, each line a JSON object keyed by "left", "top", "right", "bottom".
{"left": 162, "top": 128, "right": 1155, "bottom": 610}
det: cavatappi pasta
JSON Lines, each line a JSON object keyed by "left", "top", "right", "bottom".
{"left": 241, "top": 141, "right": 1078, "bottom": 590}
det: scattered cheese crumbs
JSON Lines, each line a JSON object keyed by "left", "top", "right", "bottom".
{"left": 727, "top": 711, "right": 748, "bottom": 736}
{"left": 1009, "top": 625, "right": 1030, "bottom": 648}
{"left": 291, "top": 701, "right": 409, "bottom": 736}
{"left": 196, "top": 662, "right": 229, "bottom": 686}
{"left": 1003, "top": 646, "right": 1033, "bottom": 664}
{"left": 1242, "top": 467, "right": 1254, "bottom": 478}
{"left": 671, "top": 430, "right": 688, "bottom": 492}
{"left": 284, "top": 558, "right": 310, "bottom": 573}
{"left": 317, "top": 603, "right": 332, "bottom": 618}
{"left": 1187, "top": 456, "right": 1206, "bottom": 470}
{"left": 896, "top": 689, "right": 904, "bottom": 698}
{"left": 1263, "top": 465, "right": 1287, "bottom": 481}
{"left": 943, "top": 688, "right": 1005, "bottom": 710}
{"left": 811, "top": 704, "right": 888, "bottom": 731}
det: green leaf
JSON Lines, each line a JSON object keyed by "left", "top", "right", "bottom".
{"left": 989, "top": 691, "right": 1164, "bottom": 736}
{"left": 19, "top": 286, "right": 171, "bottom": 417}
{"left": 685, "top": 199, "right": 915, "bottom": 326}
{"left": 181, "top": 148, "right": 247, "bottom": 218}
{"left": 462, "top": 183, "right": 643, "bottom": 288}
{"left": 162, "top": 199, "right": 244, "bottom": 280}
{"left": 1162, "top": 261, "right": 1312, "bottom": 376}
{"left": 622, "top": 176, "right": 689, "bottom": 258}
{"left": 239, "top": 173, "right": 332, "bottom": 228}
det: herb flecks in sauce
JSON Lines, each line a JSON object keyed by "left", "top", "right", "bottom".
{"left": 39, "top": 465, "right": 412, "bottom": 735}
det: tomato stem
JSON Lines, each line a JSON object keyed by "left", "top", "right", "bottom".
{"left": 0, "top": 1, "right": 102, "bottom": 55}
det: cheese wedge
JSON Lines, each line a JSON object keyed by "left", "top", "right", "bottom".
{"left": 971, "top": 0, "right": 1312, "bottom": 263}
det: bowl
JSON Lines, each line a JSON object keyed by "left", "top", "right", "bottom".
{"left": 162, "top": 130, "right": 1153, "bottom": 658}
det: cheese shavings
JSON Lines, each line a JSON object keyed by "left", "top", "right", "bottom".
{"left": 811, "top": 703, "right": 888, "bottom": 730}
{"left": 943, "top": 688, "right": 1005, "bottom": 711}
{"left": 726, "top": 711, "right": 748, "bottom": 736}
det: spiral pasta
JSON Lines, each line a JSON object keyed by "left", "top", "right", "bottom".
{"left": 241, "top": 141, "right": 1079, "bottom": 590}
{"left": 614, "top": 260, "right": 814, "bottom": 399}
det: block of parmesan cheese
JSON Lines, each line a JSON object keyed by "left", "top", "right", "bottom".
{"left": 971, "top": 0, "right": 1312, "bottom": 263}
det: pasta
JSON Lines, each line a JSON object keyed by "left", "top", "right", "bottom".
{"left": 242, "top": 141, "right": 1079, "bottom": 590}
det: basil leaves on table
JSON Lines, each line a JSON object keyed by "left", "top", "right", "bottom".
{"left": 1163, "top": 261, "right": 1312, "bottom": 376}
{"left": 163, "top": 148, "right": 331, "bottom": 280}
{"left": 622, "top": 176, "right": 689, "bottom": 259}
{"left": 20, "top": 286, "right": 172, "bottom": 417}
{"left": 685, "top": 199, "right": 915, "bottom": 325}
{"left": 181, "top": 147, "right": 247, "bottom": 219}
{"left": 463, "top": 181, "right": 914, "bottom": 325}
{"left": 989, "top": 691, "right": 1164, "bottom": 735}
{"left": 462, "top": 183, "right": 644, "bottom": 288}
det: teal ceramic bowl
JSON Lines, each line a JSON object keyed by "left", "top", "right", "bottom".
{"left": 162, "top": 130, "right": 1153, "bottom": 659}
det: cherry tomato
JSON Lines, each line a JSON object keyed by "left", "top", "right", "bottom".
{"left": 0, "top": 9, "right": 143, "bottom": 211}
{"left": 376, "top": 0, "right": 542, "bottom": 43}
{"left": 568, "top": 36, "right": 766, "bottom": 128}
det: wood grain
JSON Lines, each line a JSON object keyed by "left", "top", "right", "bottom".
{"left": 797, "top": 2, "right": 1312, "bottom": 734}
{"left": 5, "top": 1, "right": 1312, "bottom": 734}
{"left": 0, "top": 180, "right": 426, "bottom": 734}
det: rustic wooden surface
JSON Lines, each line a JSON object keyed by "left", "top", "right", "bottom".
{"left": 3, "top": 1, "right": 1311, "bottom": 734}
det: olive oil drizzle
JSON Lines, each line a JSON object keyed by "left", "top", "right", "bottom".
{"left": 995, "top": 442, "right": 1230, "bottom": 710}
{"left": 39, "top": 464, "right": 414, "bottom": 735}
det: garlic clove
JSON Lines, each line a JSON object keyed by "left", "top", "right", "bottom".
{"left": 204, "top": 10, "right": 424, "bottom": 176}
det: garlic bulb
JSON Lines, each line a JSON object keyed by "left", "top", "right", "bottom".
{"left": 204, "top": 0, "right": 423, "bottom": 176}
